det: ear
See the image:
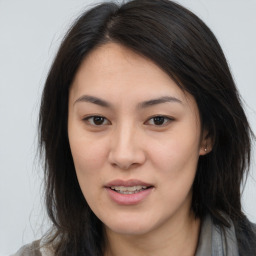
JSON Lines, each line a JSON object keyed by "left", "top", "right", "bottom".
{"left": 199, "top": 130, "right": 213, "bottom": 156}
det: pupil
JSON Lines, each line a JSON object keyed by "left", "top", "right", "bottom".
{"left": 94, "top": 116, "right": 104, "bottom": 125}
{"left": 154, "top": 116, "right": 164, "bottom": 125}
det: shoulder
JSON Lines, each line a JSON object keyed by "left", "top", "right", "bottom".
{"left": 234, "top": 216, "right": 256, "bottom": 255}
{"left": 11, "top": 240, "right": 54, "bottom": 256}
{"left": 251, "top": 221, "right": 256, "bottom": 233}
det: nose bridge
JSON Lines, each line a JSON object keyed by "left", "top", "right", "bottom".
{"left": 108, "top": 120, "right": 145, "bottom": 169}
{"left": 112, "top": 121, "right": 137, "bottom": 156}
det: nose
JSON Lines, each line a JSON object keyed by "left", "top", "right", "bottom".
{"left": 108, "top": 123, "right": 146, "bottom": 170}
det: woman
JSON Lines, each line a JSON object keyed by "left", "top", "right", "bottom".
{"left": 14, "top": 0, "right": 256, "bottom": 255}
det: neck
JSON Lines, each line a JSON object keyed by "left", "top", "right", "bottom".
{"left": 104, "top": 211, "right": 201, "bottom": 256}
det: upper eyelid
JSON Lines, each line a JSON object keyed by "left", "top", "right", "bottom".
{"left": 148, "top": 115, "right": 174, "bottom": 119}
{"left": 83, "top": 114, "right": 105, "bottom": 120}
{"left": 145, "top": 115, "right": 174, "bottom": 122}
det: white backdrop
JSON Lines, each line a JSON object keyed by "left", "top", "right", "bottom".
{"left": 0, "top": 0, "right": 255, "bottom": 255}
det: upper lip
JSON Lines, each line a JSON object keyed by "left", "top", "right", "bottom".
{"left": 105, "top": 179, "right": 153, "bottom": 188}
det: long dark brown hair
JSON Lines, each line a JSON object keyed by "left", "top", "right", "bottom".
{"left": 39, "top": 0, "right": 255, "bottom": 255}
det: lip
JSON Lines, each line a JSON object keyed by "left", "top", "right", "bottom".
{"left": 105, "top": 179, "right": 154, "bottom": 205}
{"left": 105, "top": 179, "right": 153, "bottom": 187}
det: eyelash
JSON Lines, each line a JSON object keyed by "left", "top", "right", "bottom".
{"left": 83, "top": 115, "right": 174, "bottom": 127}
{"left": 83, "top": 116, "right": 111, "bottom": 126}
{"left": 145, "top": 115, "right": 174, "bottom": 126}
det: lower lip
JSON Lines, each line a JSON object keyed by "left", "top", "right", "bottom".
{"left": 105, "top": 187, "right": 153, "bottom": 205}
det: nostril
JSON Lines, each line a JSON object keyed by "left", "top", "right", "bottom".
{"left": 111, "top": 162, "right": 134, "bottom": 170}
{"left": 108, "top": 147, "right": 146, "bottom": 165}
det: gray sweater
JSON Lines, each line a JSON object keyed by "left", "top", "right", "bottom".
{"left": 12, "top": 215, "right": 254, "bottom": 256}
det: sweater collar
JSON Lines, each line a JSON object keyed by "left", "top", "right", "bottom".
{"left": 196, "top": 214, "right": 239, "bottom": 256}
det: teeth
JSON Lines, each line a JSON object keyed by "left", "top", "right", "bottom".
{"left": 110, "top": 185, "right": 148, "bottom": 194}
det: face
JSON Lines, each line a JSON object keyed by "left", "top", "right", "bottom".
{"left": 68, "top": 43, "right": 209, "bottom": 237}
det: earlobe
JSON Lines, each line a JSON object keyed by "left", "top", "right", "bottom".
{"left": 199, "top": 131, "right": 213, "bottom": 156}
{"left": 199, "top": 145, "right": 211, "bottom": 156}
{"left": 199, "top": 146, "right": 210, "bottom": 156}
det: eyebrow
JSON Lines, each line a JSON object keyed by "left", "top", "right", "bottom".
{"left": 138, "top": 96, "right": 182, "bottom": 108}
{"left": 74, "top": 95, "right": 182, "bottom": 108}
{"left": 74, "top": 95, "right": 111, "bottom": 107}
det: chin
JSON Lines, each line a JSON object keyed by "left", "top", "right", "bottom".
{"left": 103, "top": 214, "right": 159, "bottom": 236}
{"left": 107, "top": 224, "right": 152, "bottom": 236}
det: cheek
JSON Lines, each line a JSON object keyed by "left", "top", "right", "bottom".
{"left": 69, "top": 136, "right": 108, "bottom": 207}
{"left": 68, "top": 123, "right": 109, "bottom": 199}
{"left": 70, "top": 136, "right": 108, "bottom": 176}
{"left": 149, "top": 123, "right": 201, "bottom": 179}
{"left": 68, "top": 116, "right": 108, "bottom": 171}
{"left": 149, "top": 132, "right": 199, "bottom": 209}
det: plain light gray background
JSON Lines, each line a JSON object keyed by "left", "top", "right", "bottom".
{"left": 0, "top": 0, "right": 255, "bottom": 255}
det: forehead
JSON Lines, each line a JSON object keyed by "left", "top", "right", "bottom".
{"left": 69, "top": 43, "right": 197, "bottom": 112}
{"left": 82, "top": 42, "right": 158, "bottom": 72}
{"left": 72, "top": 43, "right": 180, "bottom": 95}
{"left": 75, "top": 43, "right": 173, "bottom": 87}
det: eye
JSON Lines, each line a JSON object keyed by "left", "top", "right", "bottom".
{"left": 145, "top": 115, "right": 174, "bottom": 126}
{"left": 83, "top": 116, "right": 110, "bottom": 126}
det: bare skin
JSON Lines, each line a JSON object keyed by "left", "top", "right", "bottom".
{"left": 68, "top": 43, "right": 211, "bottom": 256}
{"left": 104, "top": 204, "right": 201, "bottom": 256}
